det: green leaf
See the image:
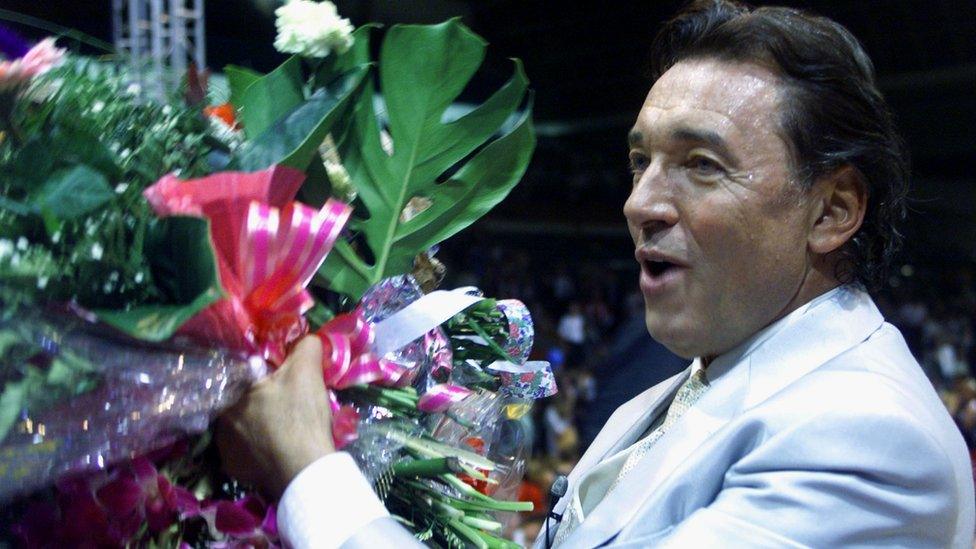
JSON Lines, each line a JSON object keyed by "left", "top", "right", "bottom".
{"left": 392, "top": 103, "right": 535, "bottom": 262}
{"left": 314, "top": 24, "right": 377, "bottom": 85}
{"left": 0, "top": 377, "right": 27, "bottom": 444}
{"left": 95, "top": 216, "right": 223, "bottom": 341}
{"left": 297, "top": 157, "right": 333, "bottom": 208}
{"left": 0, "top": 331, "right": 21, "bottom": 356}
{"left": 33, "top": 165, "right": 113, "bottom": 221}
{"left": 4, "top": 138, "right": 56, "bottom": 191}
{"left": 95, "top": 299, "right": 217, "bottom": 343}
{"left": 234, "top": 64, "right": 369, "bottom": 172}
{"left": 224, "top": 64, "right": 262, "bottom": 109}
{"left": 6, "top": 124, "right": 120, "bottom": 194}
{"left": 237, "top": 55, "right": 304, "bottom": 139}
{"left": 317, "top": 19, "right": 534, "bottom": 299}
{"left": 0, "top": 195, "right": 34, "bottom": 217}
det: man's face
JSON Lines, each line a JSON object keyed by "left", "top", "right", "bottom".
{"left": 624, "top": 59, "right": 816, "bottom": 359}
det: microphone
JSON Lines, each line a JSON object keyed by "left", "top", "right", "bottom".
{"left": 545, "top": 475, "right": 569, "bottom": 549}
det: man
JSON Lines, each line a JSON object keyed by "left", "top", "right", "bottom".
{"left": 218, "top": 1, "right": 976, "bottom": 547}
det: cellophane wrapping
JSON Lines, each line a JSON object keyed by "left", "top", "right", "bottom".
{"left": 0, "top": 304, "right": 260, "bottom": 503}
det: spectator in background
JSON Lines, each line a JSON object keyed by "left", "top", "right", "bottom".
{"left": 583, "top": 290, "right": 615, "bottom": 338}
{"left": 557, "top": 302, "right": 587, "bottom": 368}
{"left": 543, "top": 389, "right": 579, "bottom": 463}
{"left": 552, "top": 264, "right": 575, "bottom": 307}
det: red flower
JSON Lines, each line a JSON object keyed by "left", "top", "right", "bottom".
{"left": 458, "top": 467, "right": 494, "bottom": 496}
{"left": 204, "top": 102, "right": 241, "bottom": 130}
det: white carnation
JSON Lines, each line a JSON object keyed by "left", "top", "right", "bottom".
{"left": 274, "top": 0, "right": 354, "bottom": 58}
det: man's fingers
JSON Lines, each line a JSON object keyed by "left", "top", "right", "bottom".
{"left": 283, "top": 335, "right": 324, "bottom": 380}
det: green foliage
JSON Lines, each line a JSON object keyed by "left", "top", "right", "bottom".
{"left": 224, "top": 64, "right": 263, "bottom": 113}
{"left": 235, "top": 55, "right": 304, "bottom": 139}
{"left": 233, "top": 64, "right": 368, "bottom": 173}
{"left": 0, "top": 57, "right": 220, "bottom": 313}
{"left": 35, "top": 166, "right": 114, "bottom": 231}
{"left": 0, "top": 319, "right": 100, "bottom": 444}
{"left": 95, "top": 217, "right": 223, "bottom": 341}
{"left": 316, "top": 20, "right": 535, "bottom": 299}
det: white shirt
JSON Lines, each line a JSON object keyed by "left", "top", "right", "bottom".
{"left": 277, "top": 452, "right": 388, "bottom": 548}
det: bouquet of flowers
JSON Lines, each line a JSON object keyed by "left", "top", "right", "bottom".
{"left": 0, "top": 2, "right": 554, "bottom": 547}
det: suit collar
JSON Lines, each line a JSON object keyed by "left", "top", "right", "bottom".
{"left": 537, "top": 369, "right": 688, "bottom": 549}
{"left": 560, "top": 286, "right": 884, "bottom": 548}
{"left": 553, "top": 368, "right": 689, "bottom": 517}
{"left": 733, "top": 285, "right": 883, "bottom": 409}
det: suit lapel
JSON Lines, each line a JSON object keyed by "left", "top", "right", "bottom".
{"left": 560, "top": 286, "right": 884, "bottom": 548}
{"left": 563, "top": 360, "right": 747, "bottom": 549}
{"left": 534, "top": 367, "right": 689, "bottom": 549}
{"left": 553, "top": 367, "right": 689, "bottom": 515}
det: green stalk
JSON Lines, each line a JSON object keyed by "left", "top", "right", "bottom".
{"left": 393, "top": 457, "right": 457, "bottom": 477}
{"left": 461, "top": 516, "right": 503, "bottom": 532}
{"left": 379, "top": 427, "right": 495, "bottom": 470}
{"left": 373, "top": 396, "right": 418, "bottom": 411}
{"left": 375, "top": 386, "right": 420, "bottom": 402}
{"left": 445, "top": 410, "right": 476, "bottom": 429}
{"left": 479, "top": 531, "right": 524, "bottom": 549}
{"left": 465, "top": 318, "right": 518, "bottom": 363}
{"left": 433, "top": 500, "right": 465, "bottom": 519}
{"left": 447, "top": 518, "right": 489, "bottom": 549}
{"left": 445, "top": 496, "right": 534, "bottom": 514}
{"left": 442, "top": 475, "right": 534, "bottom": 512}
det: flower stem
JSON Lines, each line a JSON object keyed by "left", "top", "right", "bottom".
{"left": 393, "top": 457, "right": 458, "bottom": 477}
{"left": 447, "top": 518, "right": 489, "bottom": 549}
{"left": 465, "top": 318, "right": 518, "bottom": 364}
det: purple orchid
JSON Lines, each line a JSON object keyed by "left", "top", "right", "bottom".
{"left": 199, "top": 494, "right": 280, "bottom": 547}
{"left": 13, "top": 457, "right": 201, "bottom": 547}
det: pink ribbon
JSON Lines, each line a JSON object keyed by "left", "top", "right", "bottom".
{"left": 417, "top": 384, "right": 474, "bottom": 413}
{"left": 143, "top": 166, "right": 351, "bottom": 364}
{"left": 315, "top": 309, "right": 410, "bottom": 448}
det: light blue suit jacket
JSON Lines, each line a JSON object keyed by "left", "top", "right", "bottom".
{"left": 345, "top": 288, "right": 974, "bottom": 548}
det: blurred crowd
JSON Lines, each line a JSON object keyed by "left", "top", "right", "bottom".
{"left": 439, "top": 240, "right": 976, "bottom": 541}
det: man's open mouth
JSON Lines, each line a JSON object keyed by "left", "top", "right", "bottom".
{"left": 645, "top": 260, "right": 678, "bottom": 277}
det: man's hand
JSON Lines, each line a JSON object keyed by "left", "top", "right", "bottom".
{"left": 217, "top": 335, "right": 335, "bottom": 499}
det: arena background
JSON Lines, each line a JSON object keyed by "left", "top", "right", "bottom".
{"left": 5, "top": 1, "right": 974, "bottom": 539}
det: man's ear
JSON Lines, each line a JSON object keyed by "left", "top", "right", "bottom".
{"left": 807, "top": 165, "right": 868, "bottom": 255}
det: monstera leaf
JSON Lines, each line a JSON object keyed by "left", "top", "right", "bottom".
{"left": 229, "top": 55, "right": 369, "bottom": 173}
{"left": 317, "top": 19, "right": 535, "bottom": 299}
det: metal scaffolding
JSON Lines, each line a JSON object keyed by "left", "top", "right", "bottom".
{"left": 111, "top": 0, "right": 206, "bottom": 97}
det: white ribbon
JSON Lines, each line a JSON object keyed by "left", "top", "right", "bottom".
{"left": 486, "top": 360, "right": 551, "bottom": 374}
{"left": 372, "top": 289, "right": 484, "bottom": 355}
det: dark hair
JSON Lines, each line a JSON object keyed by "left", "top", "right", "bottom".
{"left": 650, "top": 0, "right": 908, "bottom": 290}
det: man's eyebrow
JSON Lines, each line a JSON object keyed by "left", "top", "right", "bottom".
{"left": 670, "top": 127, "right": 740, "bottom": 164}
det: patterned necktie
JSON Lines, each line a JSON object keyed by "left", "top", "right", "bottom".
{"left": 551, "top": 368, "right": 709, "bottom": 547}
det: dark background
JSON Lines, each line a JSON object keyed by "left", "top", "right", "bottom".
{"left": 4, "top": 0, "right": 975, "bottom": 448}
{"left": 4, "top": 0, "right": 975, "bottom": 268}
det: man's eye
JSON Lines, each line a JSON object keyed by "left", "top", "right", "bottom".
{"left": 687, "top": 156, "right": 724, "bottom": 176}
{"left": 629, "top": 153, "right": 649, "bottom": 173}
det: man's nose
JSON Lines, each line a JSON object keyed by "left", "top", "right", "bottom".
{"left": 623, "top": 167, "right": 679, "bottom": 232}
